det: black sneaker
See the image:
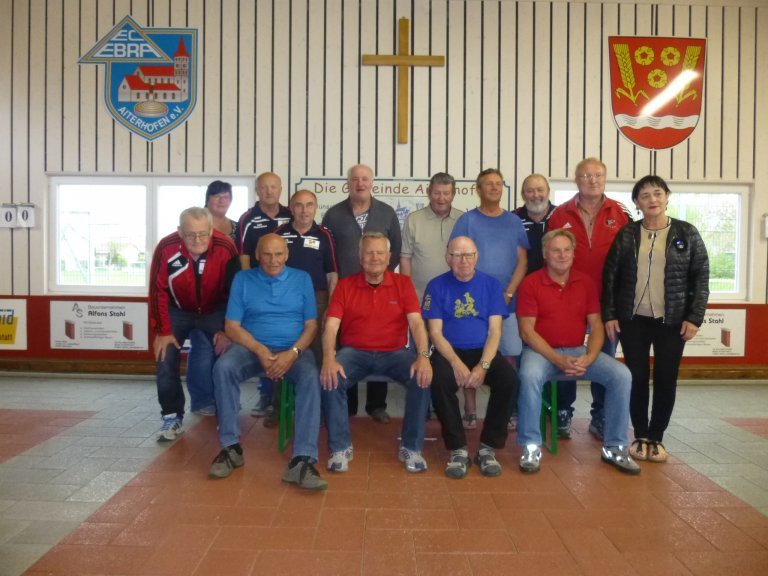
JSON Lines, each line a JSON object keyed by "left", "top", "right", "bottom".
{"left": 588, "top": 418, "right": 604, "bottom": 440}
{"left": 209, "top": 444, "right": 244, "bottom": 479}
{"left": 282, "top": 456, "right": 328, "bottom": 490}
{"left": 557, "top": 410, "right": 572, "bottom": 438}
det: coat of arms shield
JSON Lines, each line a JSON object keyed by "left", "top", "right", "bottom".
{"left": 79, "top": 16, "right": 198, "bottom": 141}
{"left": 608, "top": 36, "right": 706, "bottom": 150}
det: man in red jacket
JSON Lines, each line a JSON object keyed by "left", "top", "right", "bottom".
{"left": 149, "top": 207, "right": 238, "bottom": 441}
{"left": 547, "top": 158, "right": 632, "bottom": 438}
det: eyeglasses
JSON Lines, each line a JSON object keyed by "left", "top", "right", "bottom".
{"left": 577, "top": 173, "right": 605, "bottom": 181}
{"left": 182, "top": 232, "right": 210, "bottom": 241}
{"left": 448, "top": 252, "right": 477, "bottom": 260}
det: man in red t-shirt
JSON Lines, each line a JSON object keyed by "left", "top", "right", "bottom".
{"left": 547, "top": 157, "right": 632, "bottom": 439}
{"left": 320, "top": 232, "right": 432, "bottom": 474}
{"left": 515, "top": 229, "right": 639, "bottom": 475}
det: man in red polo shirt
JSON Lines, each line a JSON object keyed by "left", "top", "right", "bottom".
{"left": 547, "top": 157, "right": 632, "bottom": 439}
{"left": 515, "top": 229, "right": 639, "bottom": 475}
{"left": 320, "top": 232, "right": 433, "bottom": 473}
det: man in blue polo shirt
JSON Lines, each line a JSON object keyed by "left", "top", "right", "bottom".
{"left": 209, "top": 234, "right": 326, "bottom": 490}
{"left": 422, "top": 236, "right": 518, "bottom": 479}
{"left": 275, "top": 190, "right": 338, "bottom": 360}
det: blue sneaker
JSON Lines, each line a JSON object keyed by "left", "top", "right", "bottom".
{"left": 157, "top": 414, "right": 183, "bottom": 442}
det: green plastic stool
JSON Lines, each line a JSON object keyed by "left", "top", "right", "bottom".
{"left": 539, "top": 381, "right": 558, "bottom": 455}
{"left": 277, "top": 378, "right": 294, "bottom": 453}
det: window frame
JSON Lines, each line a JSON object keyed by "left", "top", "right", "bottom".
{"left": 547, "top": 179, "right": 750, "bottom": 303}
{"left": 48, "top": 175, "right": 254, "bottom": 296}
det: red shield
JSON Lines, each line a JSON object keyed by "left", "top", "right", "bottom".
{"left": 608, "top": 36, "right": 706, "bottom": 150}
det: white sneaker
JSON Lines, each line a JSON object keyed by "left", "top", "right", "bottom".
{"left": 519, "top": 443, "right": 541, "bottom": 473}
{"left": 327, "top": 446, "right": 353, "bottom": 472}
{"left": 398, "top": 447, "right": 428, "bottom": 473}
{"left": 157, "top": 414, "right": 183, "bottom": 442}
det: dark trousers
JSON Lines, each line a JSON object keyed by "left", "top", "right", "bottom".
{"left": 347, "top": 381, "right": 388, "bottom": 415}
{"left": 431, "top": 349, "right": 518, "bottom": 451}
{"left": 620, "top": 315, "right": 686, "bottom": 443}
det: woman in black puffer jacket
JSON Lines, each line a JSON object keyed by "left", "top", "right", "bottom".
{"left": 602, "top": 175, "right": 709, "bottom": 464}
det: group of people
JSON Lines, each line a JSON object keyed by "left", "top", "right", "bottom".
{"left": 148, "top": 158, "right": 710, "bottom": 490}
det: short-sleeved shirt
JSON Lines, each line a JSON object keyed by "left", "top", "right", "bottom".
{"left": 513, "top": 203, "right": 556, "bottom": 274}
{"left": 275, "top": 221, "right": 338, "bottom": 291}
{"left": 326, "top": 270, "right": 420, "bottom": 351}
{"left": 401, "top": 205, "right": 463, "bottom": 298}
{"left": 422, "top": 270, "right": 508, "bottom": 350}
{"left": 237, "top": 202, "right": 292, "bottom": 257}
{"left": 450, "top": 208, "right": 530, "bottom": 311}
{"left": 516, "top": 268, "right": 599, "bottom": 348}
{"left": 226, "top": 266, "right": 316, "bottom": 349}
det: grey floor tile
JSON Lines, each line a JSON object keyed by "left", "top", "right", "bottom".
{"left": 0, "top": 500, "right": 102, "bottom": 522}
{"left": 66, "top": 471, "right": 138, "bottom": 503}
{"left": 0, "top": 482, "right": 80, "bottom": 501}
{"left": 0, "top": 542, "right": 51, "bottom": 576}
{"left": 108, "top": 458, "right": 156, "bottom": 473}
{"left": 8, "top": 520, "right": 79, "bottom": 545}
{"left": 0, "top": 467, "right": 63, "bottom": 484}
{"left": 49, "top": 456, "right": 119, "bottom": 485}
{"left": 0, "top": 519, "right": 29, "bottom": 545}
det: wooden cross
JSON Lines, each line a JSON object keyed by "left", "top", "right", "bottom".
{"left": 362, "top": 18, "right": 445, "bottom": 144}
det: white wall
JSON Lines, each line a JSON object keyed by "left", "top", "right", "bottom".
{"left": 0, "top": 0, "right": 766, "bottom": 300}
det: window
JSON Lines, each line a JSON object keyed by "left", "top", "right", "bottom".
{"left": 50, "top": 177, "right": 252, "bottom": 295}
{"left": 549, "top": 181, "right": 749, "bottom": 301}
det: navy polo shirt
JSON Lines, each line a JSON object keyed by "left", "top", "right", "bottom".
{"left": 275, "top": 221, "right": 338, "bottom": 291}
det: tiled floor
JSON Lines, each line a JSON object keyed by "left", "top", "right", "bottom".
{"left": 0, "top": 374, "right": 767, "bottom": 575}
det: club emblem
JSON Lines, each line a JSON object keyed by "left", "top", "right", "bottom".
{"left": 608, "top": 37, "right": 706, "bottom": 150}
{"left": 79, "top": 16, "right": 198, "bottom": 141}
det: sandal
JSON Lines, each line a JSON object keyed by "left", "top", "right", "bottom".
{"left": 462, "top": 413, "right": 477, "bottom": 430}
{"left": 629, "top": 438, "right": 648, "bottom": 461}
{"left": 647, "top": 441, "right": 668, "bottom": 463}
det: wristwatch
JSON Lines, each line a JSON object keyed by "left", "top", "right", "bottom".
{"left": 480, "top": 360, "right": 491, "bottom": 370}
{"left": 291, "top": 346, "right": 302, "bottom": 357}
{"left": 419, "top": 350, "right": 431, "bottom": 359}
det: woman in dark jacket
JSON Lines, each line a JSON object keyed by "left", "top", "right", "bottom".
{"left": 602, "top": 175, "right": 709, "bottom": 463}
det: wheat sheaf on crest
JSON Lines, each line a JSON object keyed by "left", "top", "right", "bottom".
{"left": 675, "top": 45, "right": 702, "bottom": 105}
{"left": 613, "top": 43, "right": 649, "bottom": 106}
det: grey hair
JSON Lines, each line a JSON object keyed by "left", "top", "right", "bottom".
{"left": 179, "top": 207, "right": 212, "bottom": 229}
{"left": 359, "top": 231, "right": 391, "bottom": 253}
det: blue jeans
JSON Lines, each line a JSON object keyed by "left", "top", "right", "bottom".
{"left": 499, "top": 314, "right": 522, "bottom": 357}
{"left": 156, "top": 306, "right": 224, "bottom": 417}
{"left": 322, "top": 347, "right": 430, "bottom": 453}
{"left": 558, "top": 336, "right": 617, "bottom": 420}
{"left": 187, "top": 330, "right": 216, "bottom": 411}
{"left": 213, "top": 343, "right": 321, "bottom": 462}
{"left": 517, "top": 346, "right": 631, "bottom": 448}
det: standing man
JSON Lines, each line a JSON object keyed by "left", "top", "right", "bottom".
{"left": 209, "top": 234, "right": 326, "bottom": 490}
{"left": 275, "top": 189, "right": 339, "bottom": 360}
{"left": 320, "top": 232, "right": 432, "bottom": 473}
{"left": 423, "top": 236, "right": 518, "bottom": 479}
{"left": 237, "top": 172, "right": 292, "bottom": 417}
{"left": 548, "top": 158, "right": 632, "bottom": 439}
{"left": 321, "top": 164, "right": 402, "bottom": 422}
{"left": 400, "top": 172, "right": 463, "bottom": 300}
{"left": 516, "top": 230, "right": 639, "bottom": 475}
{"left": 449, "top": 168, "right": 528, "bottom": 429}
{"left": 149, "top": 207, "right": 238, "bottom": 440}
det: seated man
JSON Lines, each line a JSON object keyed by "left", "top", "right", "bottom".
{"left": 149, "top": 207, "right": 237, "bottom": 440}
{"left": 209, "top": 234, "right": 326, "bottom": 490}
{"left": 516, "top": 229, "right": 639, "bottom": 475}
{"left": 423, "top": 236, "right": 519, "bottom": 479}
{"left": 320, "top": 232, "right": 432, "bottom": 473}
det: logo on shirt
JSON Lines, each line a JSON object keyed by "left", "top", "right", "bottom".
{"left": 562, "top": 222, "right": 573, "bottom": 229}
{"left": 423, "top": 294, "right": 431, "bottom": 312}
{"left": 303, "top": 238, "right": 320, "bottom": 250}
{"left": 454, "top": 292, "right": 479, "bottom": 319}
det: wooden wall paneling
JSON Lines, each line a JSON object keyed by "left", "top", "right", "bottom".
{"left": 236, "top": 0, "right": 256, "bottom": 176}
{"left": 181, "top": 0, "right": 204, "bottom": 174}
{"left": 736, "top": 6, "right": 755, "bottom": 182}
{"left": 685, "top": 4, "right": 708, "bottom": 180}
{"left": 703, "top": 6, "right": 723, "bottom": 181}
{"left": 339, "top": 0, "right": 361, "bottom": 175}
{"left": 324, "top": 0, "right": 343, "bottom": 180}
{"left": 428, "top": 0, "right": 449, "bottom": 176}
{"left": 0, "top": 0, "right": 15, "bottom": 293}
{"left": 44, "top": 1, "right": 63, "bottom": 175}
{"left": 581, "top": 2, "right": 602, "bottom": 165}
{"left": 62, "top": 0, "right": 81, "bottom": 172}
{"left": 498, "top": 1, "right": 517, "bottom": 185}
{"left": 220, "top": 0, "right": 240, "bottom": 175}
{"left": 166, "top": 0, "right": 189, "bottom": 174}
{"left": 28, "top": 0, "right": 48, "bottom": 295}
{"left": 287, "top": 0, "right": 308, "bottom": 186}
{"left": 111, "top": 0, "right": 134, "bottom": 173}
{"left": 373, "top": 0, "right": 395, "bottom": 177}
{"left": 670, "top": 4, "right": 691, "bottom": 181}
{"left": 202, "top": 0, "right": 222, "bottom": 174}
{"left": 392, "top": 0, "right": 410, "bottom": 177}
{"left": 462, "top": 0, "right": 482, "bottom": 180}
{"left": 513, "top": 1, "right": 533, "bottom": 189}
{"left": 149, "top": 0, "right": 171, "bottom": 174}
{"left": 565, "top": 2, "right": 585, "bottom": 177}
{"left": 305, "top": 0, "right": 326, "bottom": 176}
{"left": 753, "top": 6, "right": 768, "bottom": 303}
{"left": 272, "top": 0, "right": 291, "bottom": 183}
{"left": 549, "top": 2, "right": 569, "bottom": 181}
{"left": 653, "top": 4, "right": 675, "bottom": 180}
{"left": 79, "top": 0, "right": 97, "bottom": 174}
{"left": 445, "top": 0, "right": 464, "bottom": 179}
{"left": 479, "top": 2, "right": 500, "bottom": 175}
{"left": 631, "top": 3, "right": 655, "bottom": 179}
{"left": 720, "top": 6, "right": 740, "bottom": 181}
{"left": 531, "top": 1, "right": 551, "bottom": 182}
{"left": 358, "top": 0, "right": 377, "bottom": 170}
{"left": 254, "top": 0, "right": 274, "bottom": 173}
{"left": 610, "top": 2, "right": 631, "bottom": 180}
{"left": 95, "top": 3, "right": 116, "bottom": 173}
{"left": 409, "top": 1, "right": 429, "bottom": 177}
{"left": 128, "top": 2, "right": 149, "bottom": 173}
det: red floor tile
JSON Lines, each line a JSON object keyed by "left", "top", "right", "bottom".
{"left": 0, "top": 409, "right": 95, "bottom": 463}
